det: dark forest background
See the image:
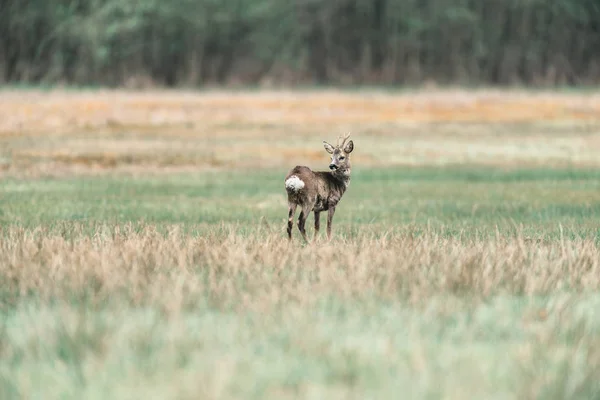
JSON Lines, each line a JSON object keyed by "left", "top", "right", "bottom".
{"left": 1, "top": 0, "right": 600, "bottom": 88}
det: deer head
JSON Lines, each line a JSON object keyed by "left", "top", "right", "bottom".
{"left": 323, "top": 133, "right": 354, "bottom": 173}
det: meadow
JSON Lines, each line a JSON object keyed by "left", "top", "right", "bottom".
{"left": 1, "top": 88, "right": 600, "bottom": 399}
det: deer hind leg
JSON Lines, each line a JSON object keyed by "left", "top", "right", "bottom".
{"left": 314, "top": 211, "right": 320, "bottom": 240}
{"left": 297, "top": 204, "right": 312, "bottom": 243}
{"left": 287, "top": 203, "right": 298, "bottom": 240}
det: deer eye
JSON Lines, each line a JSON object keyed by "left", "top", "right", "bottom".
{"left": 339, "top": 156, "right": 345, "bottom": 160}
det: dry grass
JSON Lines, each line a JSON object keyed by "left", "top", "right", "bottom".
{"left": 1, "top": 88, "right": 600, "bottom": 178}
{"left": 2, "top": 224, "right": 600, "bottom": 308}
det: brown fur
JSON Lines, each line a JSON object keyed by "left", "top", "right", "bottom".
{"left": 284, "top": 134, "right": 354, "bottom": 242}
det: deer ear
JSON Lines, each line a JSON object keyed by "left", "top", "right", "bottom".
{"left": 343, "top": 140, "right": 354, "bottom": 153}
{"left": 323, "top": 141, "right": 335, "bottom": 154}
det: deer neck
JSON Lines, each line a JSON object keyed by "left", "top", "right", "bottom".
{"left": 330, "top": 165, "right": 351, "bottom": 188}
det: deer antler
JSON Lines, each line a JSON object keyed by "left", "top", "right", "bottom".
{"left": 337, "top": 132, "right": 351, "bottom": 148}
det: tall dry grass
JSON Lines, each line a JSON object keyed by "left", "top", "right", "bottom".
{"left": 2, "top": 224, "right": 599, "bottom": 311}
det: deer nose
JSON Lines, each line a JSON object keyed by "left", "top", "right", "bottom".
{"left": 329, "top": 163, "right": 337, "bottom": 170}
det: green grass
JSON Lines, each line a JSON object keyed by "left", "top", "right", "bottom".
{"left": 3, "top": 296, "right": 600, "bottom": 399}
{"left": 2, "top": 165, "right": 600, "bottom": 236}
{"left": 2, "top": 165, "right": 600, "bottom": 399}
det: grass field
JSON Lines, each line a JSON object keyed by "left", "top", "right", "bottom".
{"left": 1, "top": 88, "right": 600, "bottom": 399}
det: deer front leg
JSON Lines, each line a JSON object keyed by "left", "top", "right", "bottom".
{"left": 287, "top": 203, "right": 297, "bottom": 240}
{"left": 314, "top": 211, "right": 320, "bottom": 240}
{"left": 326, "top": 206, "right": 336, "bottom": 240}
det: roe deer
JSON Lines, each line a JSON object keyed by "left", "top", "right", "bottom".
{"left": 284, "top": 133, "right": 354, "bottom": 242}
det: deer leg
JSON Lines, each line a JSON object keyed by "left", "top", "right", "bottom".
{"left": 287, "top": 203, "right": 297, "bottom": 240}
{"left": 326, "top": 206, "right": 336, "bottom": 241}
{"left": 297, "top": 205, "right": 311, "bottom": 243}
{"left": 314, "top": 211, "right": 320, "bottom": 240}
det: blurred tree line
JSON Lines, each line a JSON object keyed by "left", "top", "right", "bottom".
{"left": 1, "top": 0, "right": 599, "bottom": 87}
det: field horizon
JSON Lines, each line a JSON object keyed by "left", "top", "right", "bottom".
{"left": 1, "top": 89, "right": 600, "bottom": 399}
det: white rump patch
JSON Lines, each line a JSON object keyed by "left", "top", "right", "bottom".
{"left": 285, "top": 175, "right": 305, "bottom": 192}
